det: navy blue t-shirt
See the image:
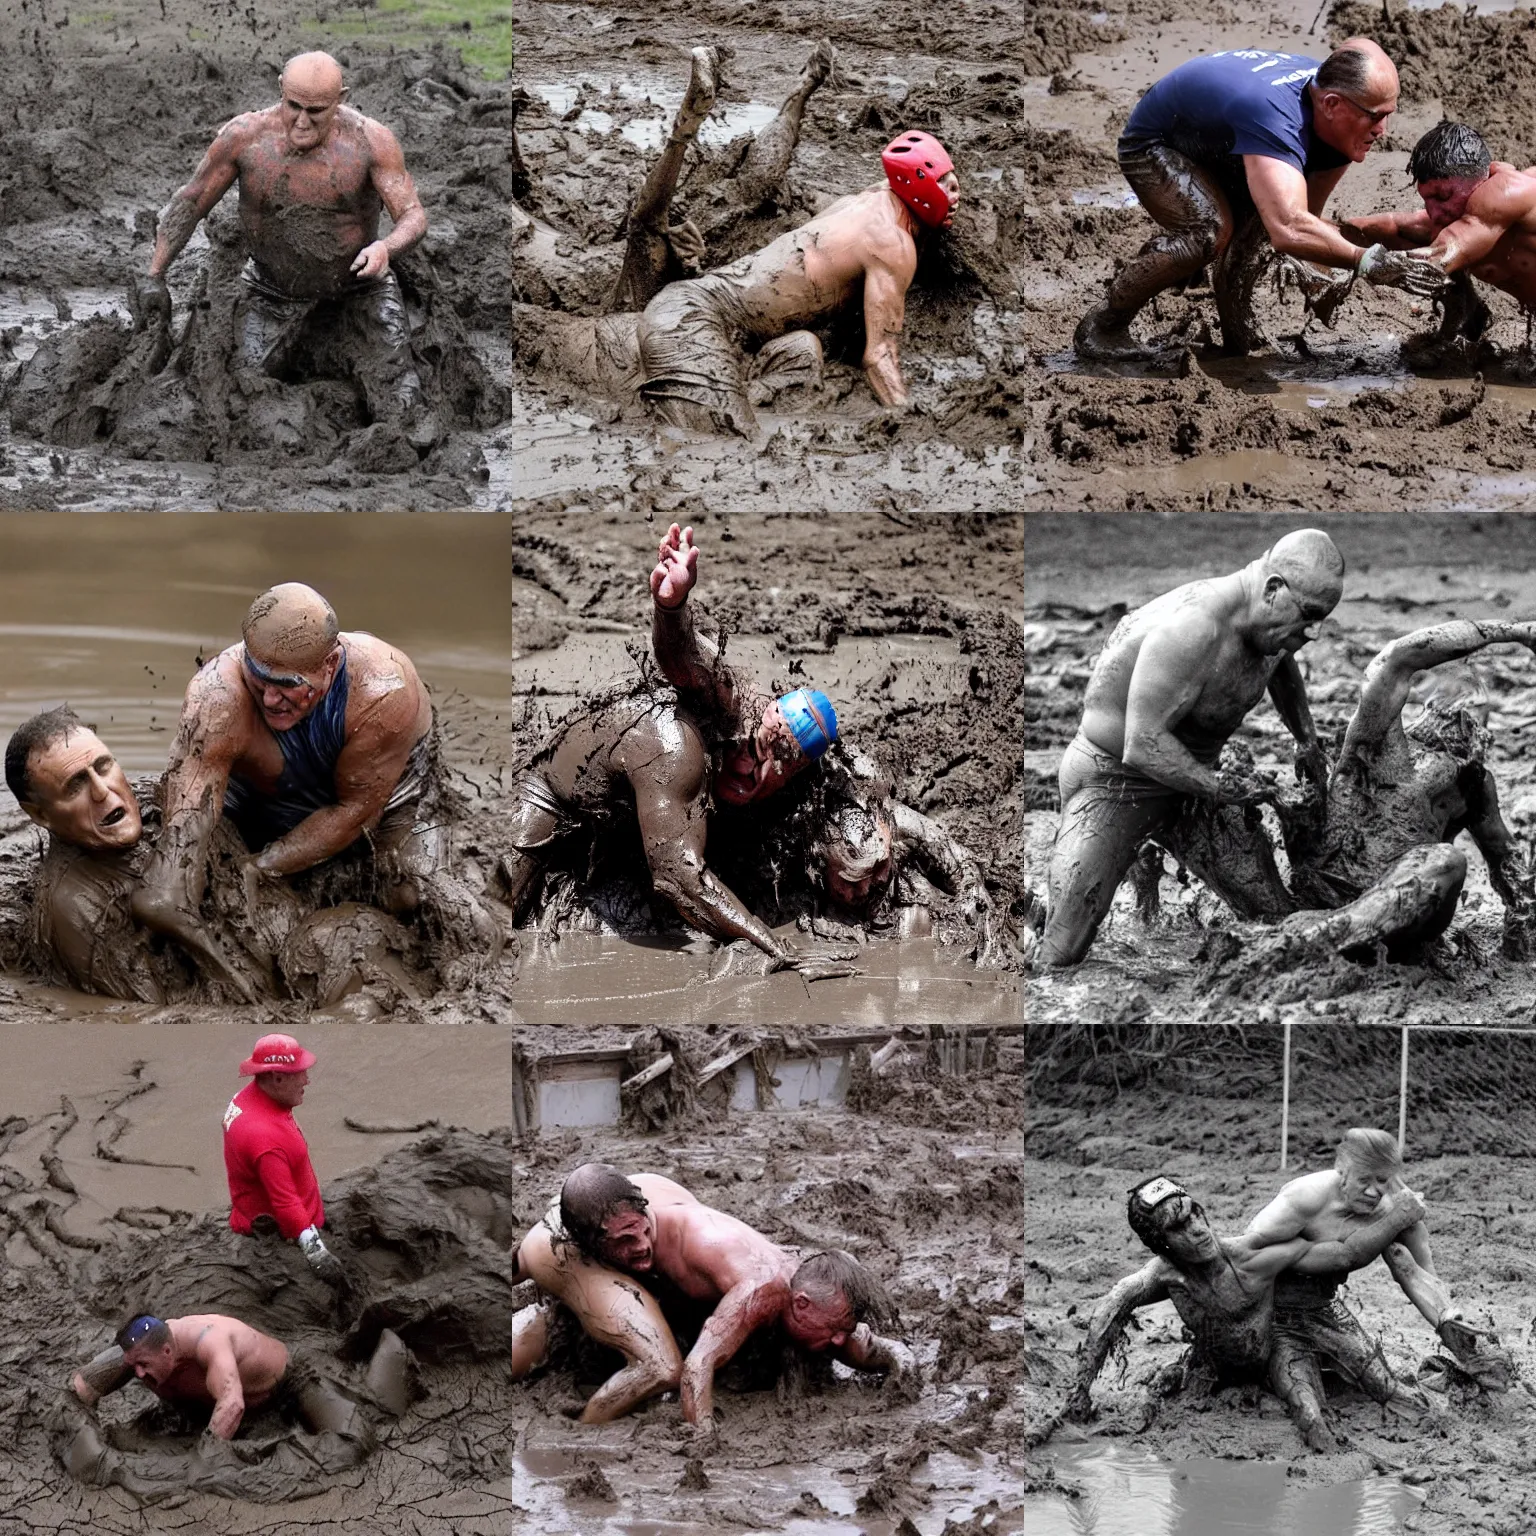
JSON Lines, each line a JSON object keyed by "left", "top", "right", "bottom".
{"left": 1122, "top": 50, "right": 1351, "bottom": 179}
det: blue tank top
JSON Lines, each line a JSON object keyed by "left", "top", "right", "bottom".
{"left": 224, "top": 647, "right": 351, "bottom": 850}
{"left": 1122, "top": 50, "right": 1350, "bottom": 179}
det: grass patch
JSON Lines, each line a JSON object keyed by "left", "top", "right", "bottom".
{"left": 307, "top": 0, "right": 513, "bottom": 80}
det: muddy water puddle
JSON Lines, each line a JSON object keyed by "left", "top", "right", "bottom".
{"left": 1028, "top": 1445, "right": 1422, "bottom": 1536}
{"left": 524, "top": 78, "right": 779, "bottom": 151}
{"left": 515, "top": 1433, "right": 1024, "bottom": 1535}
{"left": 0, "top": 511, "right": 509, "bottom": 816}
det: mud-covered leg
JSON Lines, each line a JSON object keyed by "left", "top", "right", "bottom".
{"left": 1403, "top": 271, "right": 1491, "bottom": 364}
{"left": 728, "top": 39, "right": 836, "bottom": 209}
{"left": 1162, "top": 801, "right": 1297, "bottom": 920}
{"left": 1458, "top": 762, "right": 1536, "bottom": 957}
{"left": 1269, "top": 1334, "right": 1337, "bottom": 1453}
{"left": 511, "top": 1299, "right": 558, "bottom": 1380}
{"left": 1211, "top": 207, "right": 1273, "bottom": 356}
{"left": 1279, "top": 844, "right": 1467, "bottom": 958}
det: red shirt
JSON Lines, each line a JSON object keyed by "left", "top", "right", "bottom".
{"left": 222, "top": 1081, "right": 324, "bottom": 1240}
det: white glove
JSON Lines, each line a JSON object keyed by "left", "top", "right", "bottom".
{"left": 1357, "top": 243, "right": 1449, "bottom": 297}
{"left": 297, "top": 1225, "right": 345, "bottom": 1286}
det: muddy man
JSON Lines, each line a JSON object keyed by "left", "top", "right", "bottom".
{"left": 131, "top": 583, "right": 437, "bottom": 995}
{"left": 1037, "top": 529, "right": 1342, "bottom": 968}
{"left": 140, "top": 51, "right": 432, "bottom": 439}
{"left": 1075, "top": 40, "right": 1443, "bottom": 360}
{"left": 1066, "top": 1171, "right": 1432, "bottom": 1450}
{"left": 510, "top": 1164, "right": 913, "bottom": 1428}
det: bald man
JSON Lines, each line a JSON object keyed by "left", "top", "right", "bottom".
{"left": 140, "top": 51, "right": 432, "bottom": 441}
{"left": 131, "top": 584, "right": 436, "bottom": 989}
{"left": 1037, "top": 530, "right": 1343, "bottom": 968}
{"left": 1075, "top": 41, "right": 1440, "bottom": 360}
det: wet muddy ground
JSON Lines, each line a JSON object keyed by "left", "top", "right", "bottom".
{"left": 512, "top": 504, "right": 1025, "bottom": 1026}
{"left": 0, "top": 0, "right": 517, "bottom": 510}
{"left": 1023, "top": 510, "right": 1536, "bottom": 1030}
{"left": 1024, "top": 1021, "right": 1536, "bottom": 1535}
{"left": 509, "top": 0, "right": 1031, "bottom": 521}
{"left": 1009, "top": 0, "right": 1536, "bottom": 513}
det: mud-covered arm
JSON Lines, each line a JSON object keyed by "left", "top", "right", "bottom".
{"left": 198, "top": 1333, "right": 247, "bottom": 1440}
{"left": 150, "top": 118, "right": 246, "bottom": 277}
{"left": 861, "top": 234, "right": 918, "bottom": 406}
{"left": 1381, "top": 1225, "right": 1460, "bottom": 1331}
{"left": 1421, "top": 175, "right": 1536, "bottom": 273}
{"left": 835, "top": 1322, "right": 916, "bottom": 1381}
{"left": 1266, "top": 655, "right": 1326, "bottom": 786}
{"left": 628, "top": 733, "right": 796, "bottom": 964}
{"left": 1064, "top": 1261, "right": 1169, "bottom": 1419}
{"left": 253, "top": 677, "right": 422, "bottom": 878}
{"left": 652, "top": 602, "right": 745, "bottom": 718}
{"left": 72, "top": 1346, "right": 133, "bottom": 1407}
{"left": 1120, "top": 617, "right": 1226, "bottom": 800}
{"left": 131, "top": 665, "right": 254, "bottom": 995}
{"left": 680, "top": 1277, "right": 783, "bottom": 1424}
{"left": 1345, "top": 621, "right": 1536, "bottom": 755}
{"left": 355, "top": 121, "right": 427, "bottom": 278}
{"left": 1339, "top": 208, "right": 1437, "bottom": 249}
{"left": 1244, "top": 156, "right": 1371, "bottom": 268}
{"left": 1284, "top": 1189, "right": 1427, "bottom": 1275}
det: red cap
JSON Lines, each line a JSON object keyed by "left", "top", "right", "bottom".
{"left": 239, "top": 1032, "right": 316, "bottom": 1076}
{"left": 881, "top": 131, "right": 956, "bottom": 228}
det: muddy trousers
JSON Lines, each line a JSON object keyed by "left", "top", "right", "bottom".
{"left": 1269, "top": 1297, "right": 1403, "bottom": 1449}
{"left": 1038, "top": 734, "right": 1294, "bottom": 968}
{"left": 235, "top": 262, "right": 424, "bottom": 425}
{"left": 1103, "top": 140, "right": 1268, "bottom": 352}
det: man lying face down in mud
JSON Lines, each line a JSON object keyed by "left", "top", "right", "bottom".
{"left": 516, "top": 123, "right": 959, "bottom": 434}
{"left": 1332, "top": 122, "right": 1536, "bottom": 359}
{"left": 1064, "top": 1169, "right": 1433, "bottom": 1451}
{"left": 5, "top": 705, "right": 435, "bottom": 1004}
{"left": 128, "top": 582, "right": 498, "bottom": 997}
{"left": 510, "top": 1165, "right": 914, "bottom": 1428}
{"left": 1241, "top": 1128, "right": 1512, "bottom": 1447}
{"left": 1074, "top": 40, "right": 1445, "bottom": 361}
{"left": 503, "top": 526, "right": 994, "bottom": 970}
{"left": 140, "top": 50, "right": 435, "bottom": 445}
{"left": 1036, "top": 529, "right": 1343, "bottom": 969}
{"left": 69, "top": 1314, "right": 361, "bottom": 1446}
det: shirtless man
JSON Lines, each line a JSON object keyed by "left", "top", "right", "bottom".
{"left": 519, "top": 131, "right": 957, "bottom": 434}
{"left": 70, "top": 1314, "right": 355, "bottom": 1442}
{"left": 1245, "top": 1129, "right": 1500, "bottom": 1448}
{"left": 510, "top": 1165, "right": 913, "bottom": 1426}
{"left": 1066, "top": 1171, "right": 1431, "bottom": 1450}
{"left": 1339, "top": 121, "right": 1533, "bottom": 355}
{"left": 130, "top": 584, "right": 437, "bottom": 992}
{"left": 142, "top": 51, "right": 432, "bottom": 440}
{"left": 1037, "top": 529, "right": 1343, "bottom": 968}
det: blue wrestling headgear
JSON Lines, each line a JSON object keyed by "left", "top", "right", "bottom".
{"left": 778, "top": 688, "right": 838, "bottom": 760}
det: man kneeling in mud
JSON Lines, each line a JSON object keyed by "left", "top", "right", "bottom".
{"left": 131, "top": 582, "right": 496, "bottom": 995}
{"left": 140, "top": 50, "right": 436, "bottom": 446}
{"left": 1036, "top": 529, "right": 1342, "bottom": 968}
{"left": 68, "top": 1314, "right": 361, "bottom": 1449}
{"left": 510, "top": 1165, "right": 913, "bottom": 1427}
{"left": 1214, "top": 618, "right": 1536, "bottom": 964}
{"left": 519, "top": 127, "right": 959, "bottom": 434}
{"left": 1066, "top": 1171, "right": 1432, "bottom": 1450}
{"left": 1246, "top": 1129, "right": 1513, "bottom": 1432}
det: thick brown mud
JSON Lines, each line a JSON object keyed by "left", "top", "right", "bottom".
{"left": 512, "top": 504, "right": 1026, "bottom": 1024}
{"left": 0, "top": 0, "right": 516, "bottom": 510}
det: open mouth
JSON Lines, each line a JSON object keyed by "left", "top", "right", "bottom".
{"left": 101, "top": 806, "right": 127, "bottom": 827}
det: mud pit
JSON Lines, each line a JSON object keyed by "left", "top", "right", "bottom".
{"left": 512, "top": 504, "right": 1025, "bottom": 1026}
{"left": 508, "top": 0, "right": 1032, "bottom": 520}
{"left": 1024, "top": 1020, "right": 1536, "bottom": 1534}
{"left": 0, "top": 0, "right": 517, "bottom": 510}
{"left": 997, "top": 0, "right": 1536, "bottom": 513}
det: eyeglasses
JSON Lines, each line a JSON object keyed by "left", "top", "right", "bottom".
{"left": 243, "top": 647, "right": 331, "bottom": 692}
{"left": 1330, "top": 91, "right": 1395, "bottom": 127}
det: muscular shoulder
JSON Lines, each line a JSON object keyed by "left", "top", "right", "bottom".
{"left": 1258, "top": 1171, "right": 1333, "bottom": 1222}
{"left": 634, "top": 1173, "right": 699, "bottom": 1206}
{"left": 342, "top": 631, "right": 420, "bottom": 693}
{"left": 355, "top": 110, "right": 407, "bottom": 163}
{"left": 1468, "top": 166, "right": 1536, "bottom": 225}
{"left": 212, "top": 109, "right": 271, "bottom": 157}
{"left": 862, "top": 189, "right": 920, "bottom": 273}
{"left": 184, "top": 649, "right": 255, "bottom": 732}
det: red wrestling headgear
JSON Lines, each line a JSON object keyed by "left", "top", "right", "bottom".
{"left": 881, "top": 131, "right": 955, "bottom": 228}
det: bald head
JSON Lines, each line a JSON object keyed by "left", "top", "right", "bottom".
{"left": 1264, "top": 529, "right": 1344, "bottom": 612}
{"left": 281, "top": 51, "right": 345, "bottom": 101}
{"left": 243, "top": 584, "right": 339, "bottom": 672}
{"left": 1323, "top": 38, "right": 1398, "bottom": 97}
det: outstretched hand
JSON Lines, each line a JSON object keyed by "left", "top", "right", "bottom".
{"left": 1358, "top": 243, "right": 1450, "bottom": 298}
{"left": 651, "top": 523, "right": 699, "bottom": 609}
{"left": 131, "top": 273, "right": 172, "bottom": 335}
{"left": 668, "top": 219, "right": 706, "bottom": 275}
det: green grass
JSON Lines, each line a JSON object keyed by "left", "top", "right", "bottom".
{"left": 308, "top": 0, "right": 513, "bottom": 81}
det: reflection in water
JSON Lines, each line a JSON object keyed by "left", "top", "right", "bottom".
{"left": 1027, "top": 1446, "right": 1422, "bottom": 1536}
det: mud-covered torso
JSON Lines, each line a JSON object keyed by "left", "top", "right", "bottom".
{"left": 537, "top": 695, "right": 711, "bottom": 818}
{"left": 236, "top": 110, "right": 383, "bottom": 298}
{"left": 1161, "top": 1254, "right": 1276, "bottom": 1371}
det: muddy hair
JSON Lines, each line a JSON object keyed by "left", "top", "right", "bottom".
{"left": 1336, "top": 1127, "right": 1402, "bottom": 1177}
{"left": 115, "top": 1315, "right": 171, "bottom": 1353}
{"left": 1126, "top": 1176, "right": 1200, "bottom": 1261}
{"left": 1409, "top": 122, "right": 1491, "bottom": 185}
{"left": 4, "top": 704, "right": 89, "bottom": 806}
{"left": 557, "top": 1164, "right": 649, "bottom": 1260}
{"left": 789, "top": 1250, "right": 898, "bottom": 1328}
{"left": 1315, "top": 46, "right": 1375, "bottom": 98}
